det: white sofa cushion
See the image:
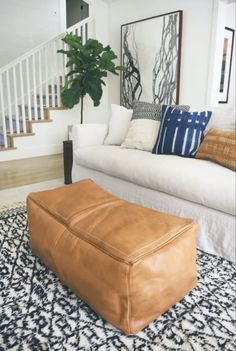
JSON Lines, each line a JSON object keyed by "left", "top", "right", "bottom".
{"left": 72, "top": 124, "right": 108, "bottom": 150}
{"left": 104, "top": 104, "right": 133, "bottom": 145}
{"left": 74, "top": 145, "right": 235, "bottom": 216}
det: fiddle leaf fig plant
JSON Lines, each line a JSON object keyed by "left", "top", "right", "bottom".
{"left": 57, "top": 34, "right": 123, "bottom": 123}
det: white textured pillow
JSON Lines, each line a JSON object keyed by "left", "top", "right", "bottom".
{"left": 104, "top": 104, "right": 133, "bottom": 145}
{"left": 207, "top": 106, "right": 235, "bottom": 131}
{"left": 121, "top": 119, "right": 160, "bottom": 152}
{"left": 192, "top": 106, "right": 235, "bottom": 131}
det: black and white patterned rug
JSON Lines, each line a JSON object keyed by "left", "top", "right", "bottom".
{"left": 0, "top": 206, "right": 235, "bottom": 351}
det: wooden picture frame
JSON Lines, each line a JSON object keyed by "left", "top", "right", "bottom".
{"left": 120, "top": 10, "right": 183, "bottom": 108}
{"left": 218, "top": 27, "right": 235, "bottom": 104}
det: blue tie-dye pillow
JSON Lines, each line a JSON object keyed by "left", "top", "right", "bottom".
{"left": 152, "top": 105, "right": 212, "bottom": 157}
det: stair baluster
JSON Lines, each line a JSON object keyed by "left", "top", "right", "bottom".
{"left": 32, "top": 53, "right": 38, "bottom": 121}
{"left": 38, "top": 51, "right": 44, "bottom": 118}
{"left": 6, "top": 70, "right": 13, "bottom": 135}
{"left": 55, "top": 40, "right": 61, "bottom": 107}
{"left": 13, "top": 66, "right": 20, "bottom": 133}
{"left": 26, "top": 57, "right": 32, "bottom": 121}
{"left": 19, "top": 61, "right": 26, "bottom": 133}
{"left": 0, "top": 76, "right": 8, "bottom": 148}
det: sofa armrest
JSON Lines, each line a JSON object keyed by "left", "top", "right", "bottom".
{"left": 72, "top": 123, "right": 108, "bottom": 150}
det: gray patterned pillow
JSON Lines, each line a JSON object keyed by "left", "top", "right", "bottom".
{"left": 132, "top": 101, "right": 190, "bottom": 121}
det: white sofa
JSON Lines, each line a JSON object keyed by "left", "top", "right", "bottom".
{"left": 72, "top": 124, "right": 236, "bottom": 263}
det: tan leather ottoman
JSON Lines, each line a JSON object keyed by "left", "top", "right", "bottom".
{"left": 27, "top": 179, "right": 198, "bottom": 335}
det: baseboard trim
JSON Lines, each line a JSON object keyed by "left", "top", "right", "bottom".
{"left": 0, "top": 143, "right": 63, "bottom": 162}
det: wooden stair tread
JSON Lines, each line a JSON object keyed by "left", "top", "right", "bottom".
{"left": 0, "top": 146, "right": 17, "bottom": 151}
{"left": 8, "top": 132, "right": 36, "bottom": 137}
{"left": 28, "top": 119, "right": 53, "bottom": 124}
{"left": 46, "top": 106, "right": 67, "bottom": 110}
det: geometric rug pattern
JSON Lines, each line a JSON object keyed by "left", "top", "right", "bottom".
{"left": 0, "top": 206, "right": 235, "bottom": 350}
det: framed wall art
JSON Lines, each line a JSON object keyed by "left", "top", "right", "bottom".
{"left": 120, "top": 10, "right": 183, "bottom": 108}
{"left": 218, "top": 26, "right": 235, "bottom": 104}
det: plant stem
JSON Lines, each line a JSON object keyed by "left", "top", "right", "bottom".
{"left": 81, "top": 96, "right": 84, "bottom": 124}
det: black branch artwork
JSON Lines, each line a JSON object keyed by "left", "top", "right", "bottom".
{"left": 153, "top": 14, "right": 179, "bottom": 104}
{"left": 121, "top": 26, "right": 142, "bottom": 108}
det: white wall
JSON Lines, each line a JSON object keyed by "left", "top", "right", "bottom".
{"left": 107, "top": 0, "right": 215, "bottom": 108}
{"left": 0, "top": 0, "right": 62, "bottom": 68}
{"left": 208, "top": 1, "right": 235, "bottom": 106}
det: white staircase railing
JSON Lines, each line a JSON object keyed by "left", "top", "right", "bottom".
{"left": 0, "top": 17, "right": 94, "bottom": 149}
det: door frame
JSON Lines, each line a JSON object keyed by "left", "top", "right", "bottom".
{"left": 59, "top": 0, "right": 94, "bottom": 32}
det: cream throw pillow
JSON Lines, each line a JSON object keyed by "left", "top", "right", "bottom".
{"left": 207, "top": 106, "right": 236, "bottom": 131}
{"left": 121, "top": 119, "right": 160, "bottom": 152}
{"left": 104, "top": 104, "right": 133, "bottom": 145}
{"left": 192, "top": 106, "right": 236, "bottom": 131}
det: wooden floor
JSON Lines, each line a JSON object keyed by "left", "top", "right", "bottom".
{"left": 0, "top": 154, "right": 64, "bottom": 190}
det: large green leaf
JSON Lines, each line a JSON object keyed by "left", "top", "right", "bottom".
{"left": 101, "top": 50, "right": 117, "bottom": 61}
{"left": 62, "top": 34, "right": 82, "bottom": 49}
{"left": 85, "top": 39, "right": 104, "bottom": 55}
{"left": 61, "top": 80, "right": 83, "bottom": 108}
{"left": 84, "top": 77, "right": 103, "bottom": 106}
